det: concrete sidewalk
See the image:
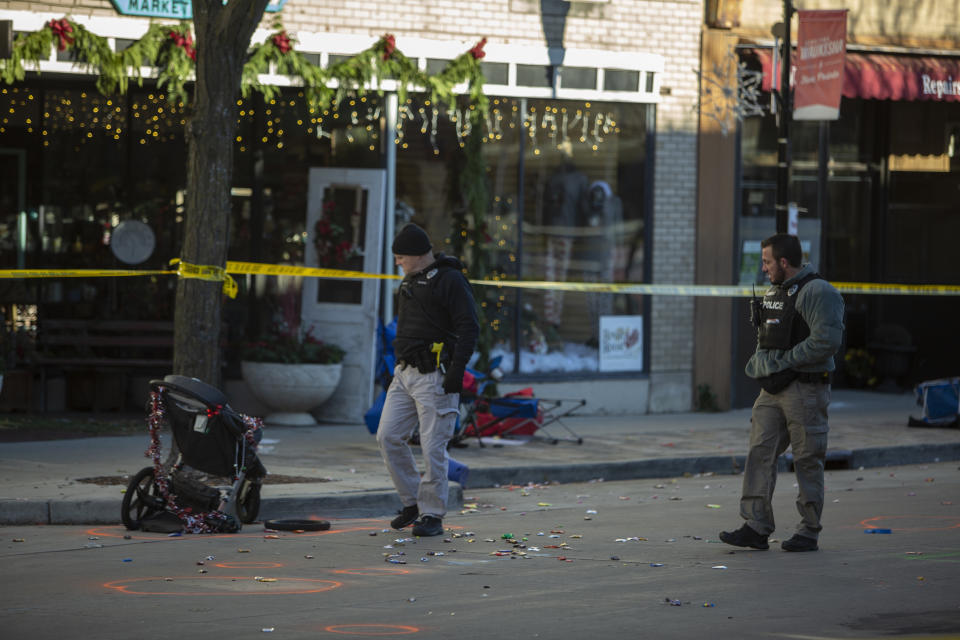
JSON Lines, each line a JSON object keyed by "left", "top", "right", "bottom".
{"left": 1, "top": 389, "right": 958, "bottom": 525}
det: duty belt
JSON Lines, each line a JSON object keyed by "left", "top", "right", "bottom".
{"left": 796, "top": 371, "right": 831, "bottom": 384}
{"left": 397, "top": 342, "right": 447, "bottom": 374}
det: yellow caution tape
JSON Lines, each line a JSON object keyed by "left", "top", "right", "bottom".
{"left": 171, "top": 259, "right": 238, "bottom": 299}
{"left": 467, "top": 279, "right": 960, "bottom": 297}
{"left": 0, "top": 268, "right": 173, "bottom": 279}
{"left": 1, "top": 261, "right": 959, "bottom": 297}
{"left": 831, "top": 282, "right": 960, "bottom": 296}
{"left": 225, "top": 261, "right": 400, "bottom": 281}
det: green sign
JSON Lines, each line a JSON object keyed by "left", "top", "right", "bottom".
{"left": 110, "top": 0, "right": 288, "bottom": 20}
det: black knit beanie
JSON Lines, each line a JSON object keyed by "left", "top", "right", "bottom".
{"left": 392, "top": 223, "right": 432, "bottom": 256}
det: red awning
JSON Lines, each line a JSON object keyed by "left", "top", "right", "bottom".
{"left": 753, "top": 49, "right": 960, "bottom": 102}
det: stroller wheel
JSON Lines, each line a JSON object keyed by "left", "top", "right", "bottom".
{"left": 264, "top": 519, "right": 331, "bottom": 532}
{"left": 236, "top": 477, "right": 262, "bottom": 524}
{"left": 121, "top": 467, "right": 164, "bottom": 530}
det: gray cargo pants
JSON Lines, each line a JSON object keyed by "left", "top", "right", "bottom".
{"left": 740, "top": 380, "right": 831, "bottom": 540}
{"left": 376, "top": 364, "right": 459, "bottom": 518}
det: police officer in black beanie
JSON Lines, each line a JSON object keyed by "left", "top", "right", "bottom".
{"left": 376, "top": 223, "right": 478, "bottom": 537}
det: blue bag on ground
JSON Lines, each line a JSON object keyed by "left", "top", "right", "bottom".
{"left": 909, "top": 377, "right": 959, "bottom": 427}
{"left": 364, "top": 389, "right": 387, "bottom": 434}
{"left": 447, "top": 456, "right": 469, "bottom": 486}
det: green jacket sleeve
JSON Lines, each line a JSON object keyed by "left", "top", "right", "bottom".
{"left": 781, "top": 279, "right": 845, "bottom": 371}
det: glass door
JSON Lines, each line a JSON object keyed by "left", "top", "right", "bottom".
{"left": 301, "top": 168, "right": 386, "bottom": 422}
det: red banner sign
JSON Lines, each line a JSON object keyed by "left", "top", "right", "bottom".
{"left": 794, "top": 9, "right": 847, "bottom": 120}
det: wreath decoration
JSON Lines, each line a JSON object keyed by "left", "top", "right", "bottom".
{"left": 314, "top": 200, "right": 361, "bottom": 269}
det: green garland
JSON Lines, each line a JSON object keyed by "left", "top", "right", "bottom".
{"left": 0, "top": 16, "right": 487, "bottom": 114}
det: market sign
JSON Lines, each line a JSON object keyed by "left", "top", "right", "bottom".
{"left": 793, "top": 9, "right": 847, "bottom": 120}
{"left": 110, "top": 0, "right": 288, "bottom": 20}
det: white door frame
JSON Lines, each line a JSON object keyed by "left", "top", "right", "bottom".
{"left": 302, "top": 167, "right": 386, "bottom": 422}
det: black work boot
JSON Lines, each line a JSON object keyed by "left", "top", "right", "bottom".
{"left": 781, "top": 534, "right": 819, "bottom": 552}
{"left": 411, "top": 515, "right": 444, "bottom": 537}
{"left": 390, "top": 505, "right": 419, "bottom": 529}
{"left": 719, "top": 523, "right": 770, "bottom": 550}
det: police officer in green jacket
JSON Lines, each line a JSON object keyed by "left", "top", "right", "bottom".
{"left": 721, "top": 233, "right": 845, "bottom": 552}
{"left": 377, "top": 223, "right": 479, "bottom": 537}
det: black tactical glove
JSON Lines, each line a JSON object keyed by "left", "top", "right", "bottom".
{"left": 442, "top": 368, "right": 464, "bottom": 394}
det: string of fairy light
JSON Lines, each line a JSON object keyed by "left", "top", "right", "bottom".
{"left": 3, "top": 86, "right": 620, "bottom": 152}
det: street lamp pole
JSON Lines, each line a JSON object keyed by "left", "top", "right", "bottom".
{"left": 775, "top": 0, "right": 794, "bottom": 233}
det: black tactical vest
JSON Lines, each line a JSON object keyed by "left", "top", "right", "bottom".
{"left": 394, "top": 264, "right": 457, "bottom": 360}
{"left": 757, "top": 272, "right": 823, "bottom": 350}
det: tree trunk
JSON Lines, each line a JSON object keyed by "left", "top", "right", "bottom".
{"left": 173, "top": 0, "right": 269, "bottom": 386}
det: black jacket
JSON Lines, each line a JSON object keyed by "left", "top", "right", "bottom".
{"left": 393, "top": 254, "right": 479, "bottom": 377}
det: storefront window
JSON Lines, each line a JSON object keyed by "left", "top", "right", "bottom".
{"left": 397, "top": 95, "right": 650, "bottom": 375}
{"left": 5, "top": 77, "right": 651, "bottom": 379}
{"left": 886, "top": 100, "right": 960, "bottom": 284}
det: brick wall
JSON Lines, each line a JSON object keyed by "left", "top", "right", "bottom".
{"left": 1, "top": 1, "right": 115, "bottom": 17}
{"left": 4, "top": 0, "right": 705, "bottom": 412}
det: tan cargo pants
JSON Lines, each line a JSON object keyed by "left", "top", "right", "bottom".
{"left": 740, "top": 380, "right": 831, "bottom": 540}
{"left": 376, "top": 364, "right": 460, "bottom": 518}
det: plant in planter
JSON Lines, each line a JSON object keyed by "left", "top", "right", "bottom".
{"left": 843, "top": 347, "right": 877, "bottom": 389}
{"left": 241, "top": 322, "right": 346, "bottom": 427}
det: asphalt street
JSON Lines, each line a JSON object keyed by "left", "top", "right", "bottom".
{"left": 2, "top": 461, "right": 958, "bottom": 640}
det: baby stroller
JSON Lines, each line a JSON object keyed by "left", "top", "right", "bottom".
{"left": 121, "top": 375, "right": 267, "bottom": 534}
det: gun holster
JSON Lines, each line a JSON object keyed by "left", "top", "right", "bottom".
{"left": 757, "top": 369, "right": 798, "bottom": 394}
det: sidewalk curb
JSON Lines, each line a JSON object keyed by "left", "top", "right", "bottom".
{"left": 0, "top": 486, "right": 464, "bottom": 526}
{"left": 3, "top": 443, "right": 959, "bottom": 525}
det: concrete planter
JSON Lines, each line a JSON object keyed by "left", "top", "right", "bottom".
{"left": 240, "top": 361, "right": 343, "bottom": 426}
